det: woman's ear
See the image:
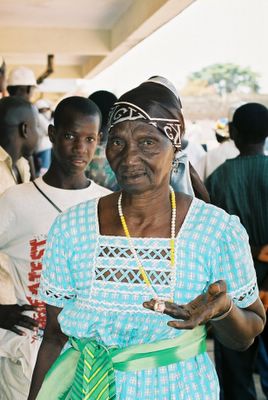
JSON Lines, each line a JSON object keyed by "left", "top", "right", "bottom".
{"left": 48, "top": 124, "right": 55, "bottom": 143}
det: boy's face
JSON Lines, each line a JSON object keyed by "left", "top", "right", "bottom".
{"left": 49, "top": 110, "right": 100, "bottom": 173}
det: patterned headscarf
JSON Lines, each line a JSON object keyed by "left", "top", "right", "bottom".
{"left": 108, "top": 76, "right": 184, "bottom": 150}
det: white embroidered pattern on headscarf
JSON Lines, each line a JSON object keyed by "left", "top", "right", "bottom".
{"left": 107, "top": 77, "right": 183, "bottom": 150}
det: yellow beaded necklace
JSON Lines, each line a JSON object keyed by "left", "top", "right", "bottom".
{"left": 118, "top": 187, "right": 176, "bottom": 300}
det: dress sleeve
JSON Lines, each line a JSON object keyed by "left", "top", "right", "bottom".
{"left": 209, "top": 214, "right": 258, "bottom": 308}
{"left": 38, "top": 214, "right": 76, "bottom": 308}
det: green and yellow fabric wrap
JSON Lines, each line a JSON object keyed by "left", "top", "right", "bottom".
{"left": 36, "top": 326, "right": 206, "bottom": 400}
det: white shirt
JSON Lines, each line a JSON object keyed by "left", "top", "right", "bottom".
{"left": 196, "top": 140, "right": 239, "bottom": 181}
{"left": 182, "top": 141, "right": 206, "bottom": 177}
{"left": 35, "top": 113, "right": 52, "bottom": 153}
{"left": 0, "top": 177, "right": 110, "bottom": 377}
{"left": 0, "top": 146, "right": 30, "bottom": 195}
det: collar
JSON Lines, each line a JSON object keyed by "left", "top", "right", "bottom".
{"left": 0, "top": 146, "right": 12, "bottom": 166}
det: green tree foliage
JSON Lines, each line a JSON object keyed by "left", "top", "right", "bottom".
{"left": 188, "top": 63, "right": 260, "bottom": 95}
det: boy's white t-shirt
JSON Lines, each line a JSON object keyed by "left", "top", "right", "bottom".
{"left": 0, "top": 177, "right": 110, "bottom": 376}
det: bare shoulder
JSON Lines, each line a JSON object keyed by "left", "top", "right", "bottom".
{"left": 98, "top": 192, "right": 121, "bottom": 235}
{"left": 98, "top": 191, "right": 119, "bottom": 208}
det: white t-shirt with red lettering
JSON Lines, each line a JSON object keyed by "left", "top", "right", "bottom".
{"left": 0, "top": 177, "right": 110, "bottom": 378}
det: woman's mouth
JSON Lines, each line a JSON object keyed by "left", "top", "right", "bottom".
{"left": 122, "top": 171, "right": 147, "bottom": 181}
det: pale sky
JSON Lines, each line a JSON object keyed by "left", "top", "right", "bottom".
{"left": 85, "top": 0, "right": 268, "bottom": 96}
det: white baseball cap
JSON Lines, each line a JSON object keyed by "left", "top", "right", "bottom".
{"left": 7, "top": 66, "right": 37, "bottom": 86}
{"left": 35, "top": 99, "right": 51, "bottom": 110}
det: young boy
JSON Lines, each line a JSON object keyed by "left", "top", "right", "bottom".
{"left": 0, "top": 96, "right": 110, "bottom": 400}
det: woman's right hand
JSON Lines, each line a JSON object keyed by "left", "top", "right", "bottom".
{"left": 143, "top": 280, "right": 231, "bottom": 329}
{"left": 0, "top": 304, "right": 38, "bottom": 335}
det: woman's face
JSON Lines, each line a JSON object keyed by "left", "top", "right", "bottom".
{"left": 106, "top": 120, "right": 175, "bottom": 193}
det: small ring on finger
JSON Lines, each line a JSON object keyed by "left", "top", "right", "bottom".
{"left": 154, "top": 300, "right": 166, "bottom": 314}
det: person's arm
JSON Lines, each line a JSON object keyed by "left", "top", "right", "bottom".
{"left": 259, "top": 274, "right": 268, "bottom": 311}
{"left": 27, "top": 304, "right": 68, "bottom": 400}
{"left": 251, "top": 244, "right": 268, "bottom": 263}
{"left": 210, "top": 297, "right": 265, "bottom": 350}
{"left": 250, "top": 244, "right": 268, "bottom": 309}
{"left": 144, "top": 279, "right": 265, "bottom": 351}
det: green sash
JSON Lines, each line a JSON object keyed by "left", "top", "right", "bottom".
{"left": 36, "top": 326, "right": 206, "bottom": 400}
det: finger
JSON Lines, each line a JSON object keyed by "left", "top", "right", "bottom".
{"left": 143, "top": 300, "right": 191, "bottom": 320}
{"left": 167, "top": 302, "right": 214, "bottom": 329}
{"left": 164, "top": 302, "right": 190, "bottom": 320}
{"left": 10, "top": 326, "right": 26, "bottom": 336}
{"left": 21, "top": 315, "right": 39, "bottom": 326}
{"left": 167, "top": 320, "right": 198, "bottom": 330}
{"left": 207, "top": 280, "right": 227, "bottom": 299}
{"left": 20, "top": 304, "right": 38, "bottom": 312}
{"left": 167, "top": 311, "right": 208, "bottom": 329}
{"left": 15, "top": 319, "right": 38, "bottom": 331}
{"left": 143, "top": 300, "right": 155, "bottom": 311}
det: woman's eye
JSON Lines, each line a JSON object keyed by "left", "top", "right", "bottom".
{"left": 86, "top": 137, "right": 95, "bottom": 142}
{"left": 141, "top": 138, "right": 154, "bottom": 146}
{"left": 111, "top": 138, "right": 124, "bottom": 146}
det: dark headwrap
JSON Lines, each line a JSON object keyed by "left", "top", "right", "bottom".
{"left": 108, "top": 77, "right": 184, "bottom": 150}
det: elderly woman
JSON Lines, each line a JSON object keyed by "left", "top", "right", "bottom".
{"left": 28, "top": 77, "right": 265, "bottom": 400}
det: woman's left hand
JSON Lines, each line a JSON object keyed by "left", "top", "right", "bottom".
{"left": 143, "top": 280, "right": 232, "bottom": 329}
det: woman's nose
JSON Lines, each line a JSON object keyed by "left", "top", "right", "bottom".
{"left": 122, "top": 143, "right": 139, "bottom": 165}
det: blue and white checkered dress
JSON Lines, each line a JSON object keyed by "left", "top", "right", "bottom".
{"left": 39, "top": 197, "right": 258, "bottom": 400}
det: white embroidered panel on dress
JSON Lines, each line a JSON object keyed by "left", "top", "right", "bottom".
{"left": 230, "top": 278, "right": 257, "bottom": 307}
{"left": 96, "top": 244, "right": 172, "bottom": 285}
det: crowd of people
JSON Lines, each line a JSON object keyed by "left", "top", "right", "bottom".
{"left": 0, "top": 66, "right": 267, "bottom": 400}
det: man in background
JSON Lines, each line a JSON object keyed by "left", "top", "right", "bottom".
{"left": 197, "top": 106, "right": 240, "bottom": 181}
{"left": 0, "top": 96, "right": 38, "bottom": 195}
{"left": 34, "top": 99, "right": 53, "bottom": 175}
{"left": 6, "top": 66, "right": 41, "bottom": 179}
{"left": 206, "top": 103, "right": 268, "bottom": 400}
{"left": 0, "top": 58, "right": 6, "bottom": 98}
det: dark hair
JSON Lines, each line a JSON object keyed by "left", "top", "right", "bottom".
{"left": 0, "top": 96, "right": 34, "bottom": 145}
{"left": 0, "top": 96, "right": 33, "bottom": 123}
{"left": 233, "top": 103, "right": 268, "bottom": 144}
{"left": 88, "top": 90, "right": 117, "bottom": 129}
{"left": 54, "top": 96, "right": 102, "bottom": 130}
{"left": 7, "top": 85, "right": 32, "bottom": 96}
